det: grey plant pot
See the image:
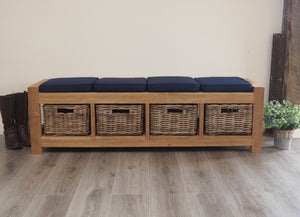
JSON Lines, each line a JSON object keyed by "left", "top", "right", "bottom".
{"left": 274, "top": 137, "right": 293, "bottom": 150}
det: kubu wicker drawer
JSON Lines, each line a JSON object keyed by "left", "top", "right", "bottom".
{"left": 96, "top": 104, "right": 144, "bottom": 136}
{"left": 43, "top": 104, "right": 90, "bottom": 136}
{"left": 205, "top": 104, "right": 253, "bottom": 135}
{"left": 150, "top": 104, "right": 198, "bottom": 136}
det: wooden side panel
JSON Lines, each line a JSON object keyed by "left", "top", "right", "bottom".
{"left": 251, "top": 86, "right": 264, "bottom": 153}
{"left": 28, "top": 81, "right": 47, "bottom": 154}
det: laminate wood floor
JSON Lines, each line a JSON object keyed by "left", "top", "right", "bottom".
{"left": 0, "top": 135, "right": 299, "bottom": 217}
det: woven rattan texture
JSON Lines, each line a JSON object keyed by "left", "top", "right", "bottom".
{"left": 205, "top": 104, "right": 253, "bottom": 135}
{"left": 150, "top": 104, "right": 198, "bottom": 136}
{"left": 96, "top": 104, "right": 144, "bottom": 136}
{"left": 43, "top": 104, "right": 90, "bottom": 136}
{"left": 273, "top": 129, "right": 295, "bottom": 138}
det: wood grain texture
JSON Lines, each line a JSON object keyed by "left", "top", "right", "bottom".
{"left": 90, "top": 103, "right": 96, "bottom": 137}
{"left": 205, "top": 151, "right": 257, "bottom": 192}
{"left": 108, "top": 195, "right": 149, "bottom": 217}
{"left": 0, "top": 151, "right": 61, "bottom": 217}
{"left": 199, "top": 103, "right": 204, "bottom": 138}
{"left": 28, "top": 84, "right": 43, "bottom": 154}
{"left": 40, "top": 135, "right": 252, "bottom": 148}
{"left": 38, "top": 92, "right": 255, "bottom": 104}
{"left": 148, "top": 152, "right": 192, "bottom": 217}
{"left": 24, "top": 152, "right": 90, "bottom": 217}
{"left": 64, "top": 152, "right": 119, "bottom": 217}
{"left": 231, "top": 151, "right": 290, "bottom": 193}
{"left": 145, "top": 103, "right": 150, "bottom": 140}
{"left": 0, "top": 136, "right": 300, "bottom": 217}
{"left": 269, "top": 34, "right": 286, "bottom": 102}
{"left": 251, "top": 86, "right": 264, "bottom": 153}
{"left": 0, "top": 145, "right": 31, "bottom": 195}
{"left": 284, "top": 0, "right": 300, "bottom": 104}
{"left": 269, "top": 0, "right": 300, "bottom": 104}
{"left": 112, "top": 152, "right": 150, "bottom": 195}
{"left": 176, "top": 152, "right": 221, "bottom": 194}
{"left": 188, "top": 193, "right": 237, "bottom": 217}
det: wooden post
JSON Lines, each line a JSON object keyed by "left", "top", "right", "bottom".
{"left": 251, "top": 85, "right": 264, "bottom": 153}
{"left": 269, "top": 34, "right": 286, "bottom": 102}
{"left": 28, "top": 80, "right": 47, "bottom": 154}
{"left": 199, "top": 103, "right": 204, "bottom": 138}
{"left": 90, "top": 103, "right": 96, "bottom": 139}
{"left": 145, "top": 103, "right": 150, "bottom": 140}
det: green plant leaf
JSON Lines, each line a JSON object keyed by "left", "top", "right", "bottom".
{"left": 264, "top": 100, "right": 300, "bottom": 130}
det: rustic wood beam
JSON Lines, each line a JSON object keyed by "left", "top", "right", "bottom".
{"left": 269, "top": 0, "right": 300, "bottom": 104}
{"left": 269, "top": 34, "right": 286, "bottom": 102}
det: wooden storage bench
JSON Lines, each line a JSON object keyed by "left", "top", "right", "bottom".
{"left": 28, "top": 78, "right": 264, "bottom": 154}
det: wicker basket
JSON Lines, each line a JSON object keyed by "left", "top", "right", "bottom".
{"left": 205, "top": 104, "right": 253, "bottom": 135}
{"left": 273, "top": 129, "right": 294, "bottom": 138}
{"left": 96, "top": 104, "right": 144, "bottom": 136}
{"left": 150, "top": 104, "right": 198, "bottom": 136}
{"left": 43, "top": 104, "right": 90, "bottom": 136}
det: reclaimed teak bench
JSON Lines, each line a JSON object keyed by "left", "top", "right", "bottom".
{"left": 28, "top": 77, "right": 264, "bottom": 154}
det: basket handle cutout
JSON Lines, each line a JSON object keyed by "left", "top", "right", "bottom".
{"left": 167, "top": 109, "right": 183, "bottom": 113}
{"left": 112, "top": 109, "right": 130, "bottom": 113}
{"left": 221, "top": 108, "right": 238, "bottom": 113}
{"left": 57, "top": 108, "right": 74, "bottom": 113}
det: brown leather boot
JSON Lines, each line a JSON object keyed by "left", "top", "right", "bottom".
{"left": 0, "top": 94, "right": 22, "bottom": 150}
{"left": 15, "top": 92, "right": 31, "bottom": 146}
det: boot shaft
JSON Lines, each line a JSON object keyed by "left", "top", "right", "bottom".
{"left": 0, "top": 93, "right": 22, "bottom": 149}
{"left": 0, "top": 93, "right": 16, "bottom": 131}
{"left": 15, "top": 91, "right": 30, "bottom": 146}
{"left": 15, "top": 91, "right": 28, "bottom": 125}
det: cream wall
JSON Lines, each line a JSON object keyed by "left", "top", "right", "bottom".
{"left": 0, "top": 0, "right": 284, "bottom": 134}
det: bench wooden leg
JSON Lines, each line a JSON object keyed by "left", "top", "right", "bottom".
{"left": 251, "top": 144, "right": 262, "bottom": 153}
{"left": 251, "top": 86, "right": 264, "bottom": 153}
{"left": 28, "top": 85, "right": 43, "bottom": 154}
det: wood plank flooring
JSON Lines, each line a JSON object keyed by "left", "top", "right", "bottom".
{"left": 0, "top": 136, "right": 299, "bottom": 217}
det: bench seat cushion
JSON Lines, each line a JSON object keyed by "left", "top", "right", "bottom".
{"left": 147, "top": 76, "right": 200, "bottom": 92}
{"left": 93, "top": 78, "right": 147, "bottom": 92}
{"left": 39, "top": 77, "right": 98, "bottom": 92}
{"left": 195, "top": 77, "right": 253, "bottom": 92}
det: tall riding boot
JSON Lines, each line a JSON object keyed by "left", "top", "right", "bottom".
{"left": 0, "top": 94, "right": 22, "bottom": 150}
{"left": 15, "top": 92, "right": 31, "bottom": 146}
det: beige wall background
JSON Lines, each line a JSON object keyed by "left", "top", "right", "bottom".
{"left": 0, "top": 0, "right": 286, "bottom": 135}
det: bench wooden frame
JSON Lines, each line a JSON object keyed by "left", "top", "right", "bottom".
{"left": 28, "top": 79, "right": 264, "bottom": 154}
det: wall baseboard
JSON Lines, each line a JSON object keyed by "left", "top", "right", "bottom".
{"left": 293, "top": 129, "right": 300, "bottom": 138}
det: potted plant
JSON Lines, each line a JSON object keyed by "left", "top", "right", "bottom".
{"left": 264, "top": 100, "right": 300, "bottom": 150}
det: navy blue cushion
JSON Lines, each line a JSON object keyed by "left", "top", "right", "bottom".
{"left": 195, "top": 77, "right": 253, "bottom": 92}
{"left": 39, "top": 77, "right": 98, "bottom": 92}
{"left": 93, "top": 78, "right": 147, "bottom": 92}
{"left": 147, "top": 76, "right": 200, "bottom": 92}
